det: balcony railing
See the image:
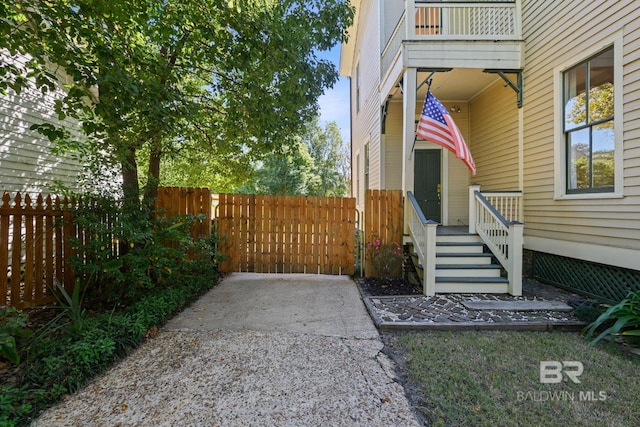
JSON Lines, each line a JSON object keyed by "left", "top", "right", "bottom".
{"left": 381, "top": 1, "right": 521, "bottom": 76}
{"left": 414, "top": 0, "right": 520, "bottom": 40}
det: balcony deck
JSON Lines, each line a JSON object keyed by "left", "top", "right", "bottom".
{"left": 381, "top": 1, "right": 523, "bottom": 95}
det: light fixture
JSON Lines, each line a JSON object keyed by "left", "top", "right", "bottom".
{"left": 450, "top": 105, "right": 461, "bottom": 113}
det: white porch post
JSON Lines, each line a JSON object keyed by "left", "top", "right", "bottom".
{"left": 424, "top": 222, "right": 438, "bottom": 296}
{"left": 402, "top": 68, "right": 417, "bottom": 235}
{"left": 508, "top": 222, "right": 524, "bottom": 296}
{"left": 468, "top": 184, "right": 481, "bottom": 234}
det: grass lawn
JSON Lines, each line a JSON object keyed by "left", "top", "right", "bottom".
{"left": 390, "top": 331, "right": 640, "bottom": 427}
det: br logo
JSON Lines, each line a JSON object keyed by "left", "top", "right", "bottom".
{"left": 540, "top": 361, "right": 584, "bottom": 384}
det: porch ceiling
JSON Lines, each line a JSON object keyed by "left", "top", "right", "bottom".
{"left": 388, "top": 69, "right": 503, "bottom": 102}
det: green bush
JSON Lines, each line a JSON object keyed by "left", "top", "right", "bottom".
{"left": 0, "top": 242, "right": 220, "bottom": 426}
{"left": 0, "top": 307, "right": 29, "bottom": 365}
{"left": 584, "top": 290, "right": 640, "bottom": 347}
{"left": 70, "top": 196, "right": 217, "bottom": 306}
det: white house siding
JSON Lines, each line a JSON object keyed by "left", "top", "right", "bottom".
{"left": 350, "top": 0, "right": 382, "bottom": 210}
{"left": 521, "top": 0, "right": 640, "bottom": 270}
{"left": 1, "top": 51, "right": 83, "bottom": 196}
{"left": 470, "top": 80, "right": 520, "bottom": 191}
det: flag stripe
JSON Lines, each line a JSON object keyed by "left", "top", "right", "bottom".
{"left": 415, "top": 92, "right": 476, "bottom": 176}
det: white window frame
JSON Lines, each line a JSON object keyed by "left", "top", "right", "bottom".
{"left": 553, "top": 31, "right": 623, "bottom": 200}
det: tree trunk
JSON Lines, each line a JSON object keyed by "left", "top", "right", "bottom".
{"left": 143, "top": 141, "right": 162, "bottom": 215}
{"left": 121, "top": 146, "right": 140, "bottom": 209}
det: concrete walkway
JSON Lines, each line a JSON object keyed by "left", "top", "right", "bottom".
{"left": 34, "top": 273, "right": 419, "bottom": 426}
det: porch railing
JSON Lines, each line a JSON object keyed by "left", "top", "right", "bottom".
{"left": 407, "top": 191, "right": 438, "bottom": 296}
{"left": 468, "top": 185, "right": 523, "bottom": 295}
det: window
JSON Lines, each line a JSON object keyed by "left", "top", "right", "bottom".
{"left": 356, "top": 153, "right": 360, "bottom": 201}
{"left": 563, "top": 47, "right": 614, "bottom": 193}
{"left": 356, "top": 62, "right": 361, "bottom": 112}
{"left": 364, "top": 143, "right": 370, "bottom": 190}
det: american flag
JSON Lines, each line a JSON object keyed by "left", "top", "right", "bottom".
{"left": 416, "top": 92, "right": 476, "bottom": 176}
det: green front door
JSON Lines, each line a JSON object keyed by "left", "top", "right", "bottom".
{"left": 414, "top": 150, "right": 441, "bottom": 223}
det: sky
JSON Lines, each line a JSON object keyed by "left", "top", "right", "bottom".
{"left": 316, "top": 44, "right": 351, "bottom": 144}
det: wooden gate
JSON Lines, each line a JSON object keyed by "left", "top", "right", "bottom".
{"left": 216, "top": 194, "right": 356, "bottom": 275}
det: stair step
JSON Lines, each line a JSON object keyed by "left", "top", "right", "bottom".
{"left": 436, "top": 242, "right": 485, "bottom": 254}
{"left": 435, "top": 276, "right": 509, "bottom": 294}
{"left": 436, "top": 234, "right": 482, "bottom": 244}
{"left": 436, "top": 253, "right": 493, "bottom": 265}
{"left": 435, "top": 264, "right": 502, "bottom": 278}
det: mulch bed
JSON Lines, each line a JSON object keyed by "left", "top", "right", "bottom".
{"left": 357, "top": 277, "right": 422, "bottom": 297}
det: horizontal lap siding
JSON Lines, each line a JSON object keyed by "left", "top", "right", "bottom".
{"left": 470, "top": 81, "right": 519, "bottom": 191}
{"left": 0, "top": 51, "right": 82, "bottom": 194}
{"left": 522, "top": 1, "right": 640, "bottom": 259}
{"left": 384, "top": 102, "right": 403, "bottom": 190}
{"left": 352, "top": 0, "right": 382, "bottom": 209}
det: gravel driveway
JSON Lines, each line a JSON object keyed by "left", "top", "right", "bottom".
{"left": 33, "top": 273, "right": 419, "bottom": 426}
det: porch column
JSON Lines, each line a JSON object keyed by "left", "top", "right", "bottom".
{"left": 402, "top": 68, "right": 417, "bottom": 235}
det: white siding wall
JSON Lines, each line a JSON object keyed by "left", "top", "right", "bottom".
{"left": 1, "top": 51, "right": 83, "bottom": 196}
{"left": 350, "top": 0, "right": 382, "bottom": 210}
{"left": 522, "top": 0, "right": 640, "bottom": 270}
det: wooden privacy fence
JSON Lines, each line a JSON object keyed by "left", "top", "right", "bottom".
{"left": 216, "top": 194, "right": 356, "bottom": 275}
{"left": 364, "top": 190, "right": 405, "bottom": 276}
{"left": 156, "top": 186, "right": 212, "bottom": 239}
{"left": 1, "top": 187, "right": 212, "bottom": 308}
{"left": 1, "top": 192, "right": 76, "bottom": 308}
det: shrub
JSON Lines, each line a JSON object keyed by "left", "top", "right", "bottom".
{"left": 0, "top": 265, "right": 220, "bottom": 426}
{"left": 69, "top": 195, "right": 216, "bottom": 305}
{"left": 584, "top": 290, "right": 640, "bottom": 347}
{"left": 0, "top": 307, "right": 29, "bottom": 365}
{"left": 366, "top": 239, "right": 403, "bottom": 279}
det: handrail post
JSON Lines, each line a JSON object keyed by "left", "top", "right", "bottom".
{"left": 507, "top": 222, "right": 523, "bottom": 296}
{"left": 424, "top": 221, "right": 438, "bottom": 296}
{"left": 468, "top": 184, "right": 481, "bottom": 234}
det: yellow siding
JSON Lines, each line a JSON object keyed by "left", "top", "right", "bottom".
{"left": 447, "top": 102, "right": 471, "bottom": 225}
{"left": 383, "top": 101, "right": 403, "bottom": 190}
{"left": 522, "top": 0, "right": 640, "bottom": 265}
{"left": 470, "top": 81, "right": 520, "bottom": 191}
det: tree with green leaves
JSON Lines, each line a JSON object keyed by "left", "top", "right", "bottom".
{"left": 237, "top": 118, "right": 349, "bottom": 196}
{"left": 0, "top": 0, "right": 353, "bottom": 212}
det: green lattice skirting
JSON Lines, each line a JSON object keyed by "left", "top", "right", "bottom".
{"left": 532, "top": 251, "right": 640, "bottom": 303}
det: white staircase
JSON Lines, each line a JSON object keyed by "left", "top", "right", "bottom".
{"left": 434, "top": 233, "right": 509, "bottom": 293}
{"left": 409, "top": 231, "right": 509, "bottom": 294}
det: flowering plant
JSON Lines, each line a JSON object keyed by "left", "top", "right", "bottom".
{"left": 366, "top": 239, "right": 403, "bottom": 278}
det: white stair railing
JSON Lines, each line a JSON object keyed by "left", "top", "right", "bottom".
{"left": 407, "top": 191, "right": 438, "bottom": 296}
{"left": 468, "top": 185, "right": 523, "bottom": 295}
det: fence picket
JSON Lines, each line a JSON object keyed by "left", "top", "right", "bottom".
{"left": 215, "top": 194, "right": 357, "bottom": 275}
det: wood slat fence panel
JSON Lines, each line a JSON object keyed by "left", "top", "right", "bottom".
{"left": 364, "top": 190, "right": 405, "bottom": 277}
{"left": 216, "top": 194, "right": 356, "bottom": 275}
{"left": 1, "top": 187, "right": 212, "bottom": 308}
{"left": 0, "top": 192, "right": 75, "bottom": 308}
